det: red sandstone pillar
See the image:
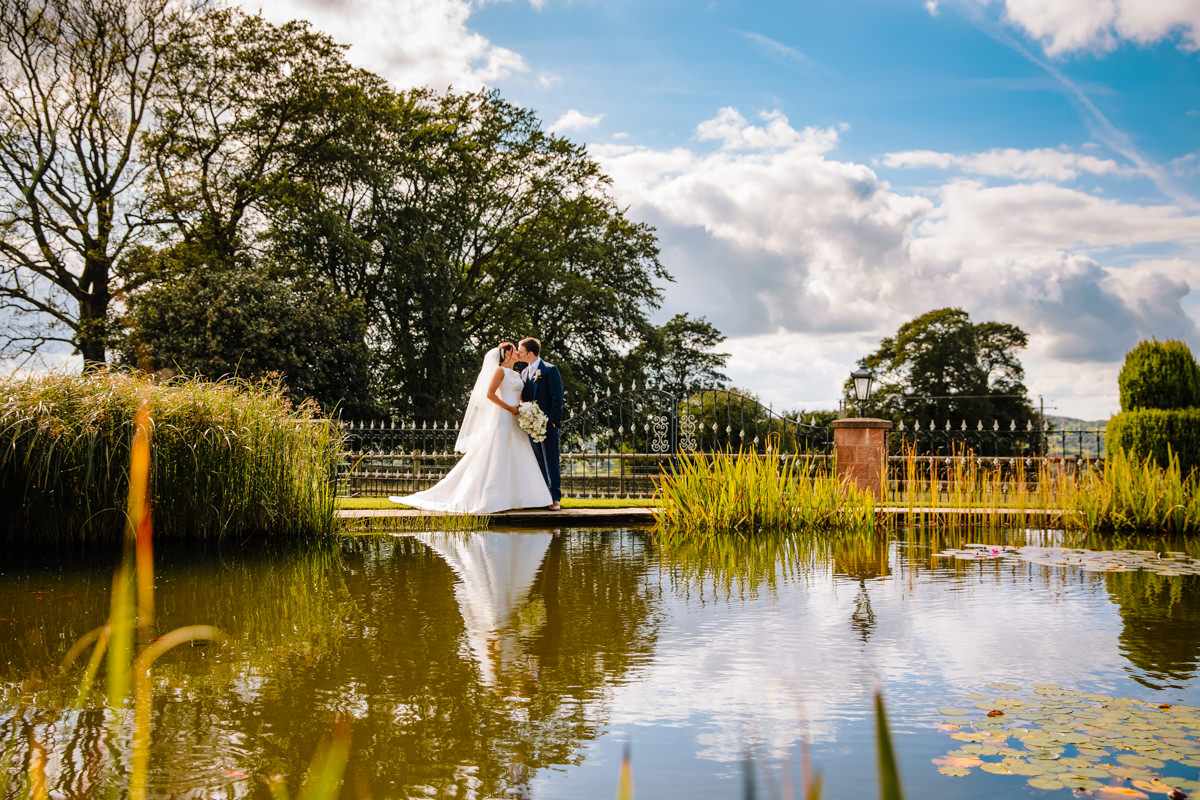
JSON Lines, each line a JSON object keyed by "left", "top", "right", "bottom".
{"left": 831, "top": 418, "right": 893, "bottom": 500}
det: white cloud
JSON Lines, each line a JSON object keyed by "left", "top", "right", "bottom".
{"left": 240, "top": 0, "right": 527, "bottom": 90}
{"left": 595, "top": 107, "right": 1200, "bottom": 418}
{"left": 536, "top": 70, "right": 563, "bottom": 89}
{"left": 926, "top": 1, "right": 940, "bottom": 16}
{"left": 881, "top": 147, "right": 1134, "bottom": 181}
{"left": 992, "top": 0, "right": 1200, "bottom": 55}
{"left": 549, "top": 109, "right": 605, "bottom": 133}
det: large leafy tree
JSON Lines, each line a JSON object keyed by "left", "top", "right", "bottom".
{"left": 0, "top": 0, "right": 181, "bottom": 363}
{"left": 267, "top": 88, "right": 668, "bottom": 418}
{"left": 628, "top": 313, "right": 729, "bottom": 395}
{"left": 853, "top": 307, "right": 1036, "bottom": 424}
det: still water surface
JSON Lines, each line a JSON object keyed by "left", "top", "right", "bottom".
{"left": 3, "top": 528, "right": 1200, "bottom": 798}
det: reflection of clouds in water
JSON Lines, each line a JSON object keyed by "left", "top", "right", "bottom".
{"left": 416, "top": 532, "right": 552, "bottom": 686}
{"left": 610, "top": 545, "right": 1129, "bottom": 764}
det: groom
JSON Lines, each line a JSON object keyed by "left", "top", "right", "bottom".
{"left": 517, "top": 337, "right": 563, "bottom": 510}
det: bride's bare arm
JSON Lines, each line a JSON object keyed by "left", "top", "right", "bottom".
{"left": 487, "top": 367, "right": 518, "bottom": 415}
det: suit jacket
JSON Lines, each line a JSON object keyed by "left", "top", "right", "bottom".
{"left": 522, "top": 361, "right": 564, "bottom": 426}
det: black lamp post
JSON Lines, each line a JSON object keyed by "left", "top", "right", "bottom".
{"left": 850, "top": 362, "right": 874, "bottom": 417}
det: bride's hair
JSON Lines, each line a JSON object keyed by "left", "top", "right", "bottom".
{"left": 498, "top": 341, "right": 515, "bottom": 362}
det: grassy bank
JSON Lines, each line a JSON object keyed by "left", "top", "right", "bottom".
{"left": 0, "top": 371, "right": 341, "bottom": 542}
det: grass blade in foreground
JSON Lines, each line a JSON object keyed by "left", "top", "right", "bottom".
{"left": 874, "top": 691, "right": 905, "bottom": 800}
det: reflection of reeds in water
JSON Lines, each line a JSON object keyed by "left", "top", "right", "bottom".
{"left": 654, "top": 448, "right": 876, "bottom": 535}
{"left": 0, "top": 371, "right": 340, "bottom": 542}
{"left": 8, "top": 394, "right": 350, "bottom": 800}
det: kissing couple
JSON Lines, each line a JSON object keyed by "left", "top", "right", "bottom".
{"left": 391, "top": 337, "right": 564, "bottom": 514}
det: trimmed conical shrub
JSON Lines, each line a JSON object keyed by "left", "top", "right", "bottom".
{"left": 1118, "top": 339, "right": 1200, "bottom": 411}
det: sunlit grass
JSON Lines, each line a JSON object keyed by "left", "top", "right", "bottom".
{"left": 652, "top": 447, "right": 876, "bottom": 536}
{"left": 0, "top": 370, "right": 340, "bottom": 541}
{"left": 1059, "top": 447, "right": 1200, "bottom": 535}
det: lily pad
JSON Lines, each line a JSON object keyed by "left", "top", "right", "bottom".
{"left": 936, "top": 766, "right": 972, "bottom": 777}
{"left": 1026, "top": 776, "right": 1064, "bottom": 790}
{"left": 939, "top": 707, "right": 972, "bottom": 716}
{"left": 986, "top": 682, "right": 1022, "bottom": 692}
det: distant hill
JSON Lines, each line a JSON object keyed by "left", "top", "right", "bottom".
{"left": 1045, "top": 414, "right": 1108, "bottom": 430}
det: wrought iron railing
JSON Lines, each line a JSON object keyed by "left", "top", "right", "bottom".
{"left": 337, "top": 387, "right": 833, "bottom": 498}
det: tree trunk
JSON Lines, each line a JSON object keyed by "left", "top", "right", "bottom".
{"left": 78, "top": 292, "right": 109, "bottom": 366}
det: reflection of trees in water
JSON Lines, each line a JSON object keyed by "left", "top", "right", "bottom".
{"left": 1105, "top": 570, "right": 1200, "bottom": 689}
{"left": 247, "top": 532, "right": 660, "bottom": 799}
{"left": 2, "top": 534, "right": 661, "bottom": 799}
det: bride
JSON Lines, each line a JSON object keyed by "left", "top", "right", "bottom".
{"left": 390, "top": 342, "right": 554, "bottom": 514}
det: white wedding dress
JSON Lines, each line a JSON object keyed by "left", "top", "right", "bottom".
{"left": 393, "top": 362, "right": 553, "bottom": 514}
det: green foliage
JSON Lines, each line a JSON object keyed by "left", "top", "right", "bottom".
{"left": 117, "top": 255, "right": 374, "bottom": 415}
{"left": 1117, "top": 339, "right": 1200, "bottom": 411}
{"left": 653, "top": 449, "right": 875, "bottom": 534}
{"left": 1065, "top": 447, "right": 1200, "bottom": 535}
{"left": 857, "top": 308, "right": 1036, "bottom": 426}
{"left": 0, "top": 371, "right": 341, "bottom": 542}
{"left": 629, "top": 313, "right": 729, "bottom": 394}
{"left": 1107, "top": 408, "right": 1200, "bottom": 476}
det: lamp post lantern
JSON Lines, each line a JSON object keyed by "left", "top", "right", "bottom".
{"left": 850, "top": 362, "right": 874, "bottom": 417}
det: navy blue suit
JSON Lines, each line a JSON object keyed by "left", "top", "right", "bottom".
{"left": 521, "top": 360, "right": 563, "bottom": 502}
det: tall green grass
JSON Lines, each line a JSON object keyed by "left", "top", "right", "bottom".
{"left": 0, "top": 370, "right": 341, "bottom": 541}
{"left": 1060, "top": 447, "right": 1200, "bottom": 535}
{"left": 653, "top": 448, "right": 876, "bottom": 535}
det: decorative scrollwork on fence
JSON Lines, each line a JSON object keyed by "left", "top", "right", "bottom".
{"left": 650, "top": 413, "right": 671, "bottom": 453}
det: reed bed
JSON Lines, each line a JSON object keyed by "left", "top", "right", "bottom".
{"left": 886, "top": 444, "right": 1065, "bottom": 530}
{"left": 6, "top": 392, "right": 349, "bottom": 800}
{"left": 1059, "top": 448, "right": 1200, "bottom": 535}
{"left": 0, "top": 370, "right": 341, "bottom": 542}
{"left": 653, "top": 447, "right": 876, "bottom": 536}
{"left": 338, "top": 512, "right": 491, "bottom": 534}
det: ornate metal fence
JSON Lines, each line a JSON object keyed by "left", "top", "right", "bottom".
{"left": 887, "top": 420, "right": 1106, "bottom": 501}
{"left": 338, "top": 386, "right": 833, "bottom": 499}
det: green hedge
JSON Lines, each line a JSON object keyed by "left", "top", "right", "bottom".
{"left": 1107, "top": 408, "right": 1200, "bottom": 477}
{"left": 1118, "top": 339, "right": 1200, "bottom": 411}
{"left": 0, "top": 371, "right": 342, "bottom": 543}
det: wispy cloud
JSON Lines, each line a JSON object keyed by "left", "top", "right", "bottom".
{"left": 733, "top": 30, "right": 827, "bottom": 73}
{"left": 944, "top": 1, "right": 1200, "bottom": 211}
{"left": 881, "top": 147, "right": 1137, "bottom": 182}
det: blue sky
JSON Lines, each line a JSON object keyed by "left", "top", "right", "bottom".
{"left": 251, "top": 0, "right": 1200, "bottom": 419}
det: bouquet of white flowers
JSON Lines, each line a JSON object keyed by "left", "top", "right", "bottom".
{"left": 517, "top": 401, "right": 549, "bottom": 442}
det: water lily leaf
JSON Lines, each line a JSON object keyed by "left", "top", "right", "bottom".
{"left": 986, "top": 682, "right": 1022, "bottom": 692}
{"left": 1110, "top": 766, "right": 1162, "bottom": 781}
{"left": 936, "top": 766, "right": 972, "bottom": 777}
{"left": 979, "top": 762, "right": 1012, "bottom": 775}
{"left": 1052, "top": 731, "right": 1090, "bottom": 744}
{"left": 1033, "top": 683, "right": 1061, "bottom": 690}
{"left": 950, "top": 732, "right": 990, "bottom": 742}
{"left": 1073, "top": 766, "right": 1113, "bottom": 779}
{"left": 999, "top": 758, "right": 1043, "bottom": 776}
{"left": 964, "top": 693, "right": 989, "bottom": 700}
{"left": 932, "top": 755, "right": 982, "bottom": 769}
{"left": 1059, "top": 775, "right": 1103, "bottom": 791}
{"left": 1117, "top": 754, "right": 1166, "bottom": 769}
{"left": 1084, "top": 694, "right": 1115, "bottom": 703}
{"left": 1026, "top": 776, "right": 1064, "bottom": 790}
{"left": 1094, "top": 788, "right": 1149, "bottom": 799}
{"left": 940, "top": 707, "right": 972, "bottom": 716}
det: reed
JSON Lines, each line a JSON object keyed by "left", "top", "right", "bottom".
{"left": 885, "top": 444, "right": 1064, "bottom": 531}
{"left": 1059, "top": 447, "right": 1200, "bottom": 535}
{"left": 653, "top": 447, "right": 876, "bottom": 535}
{"left": 0, "top": 370, "right": 341, "bottom": 542}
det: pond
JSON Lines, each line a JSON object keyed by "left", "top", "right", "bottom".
{"left": 3, "top": 527, "right": 1200, "bottom": 799}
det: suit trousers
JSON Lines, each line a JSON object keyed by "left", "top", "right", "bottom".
{"left": 530, "top": 424, "right": 561, "bottom": 502}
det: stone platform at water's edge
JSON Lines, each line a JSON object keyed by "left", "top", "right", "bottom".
{"left": 338, "top": 505, "right": 1067, "bottom": 529}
